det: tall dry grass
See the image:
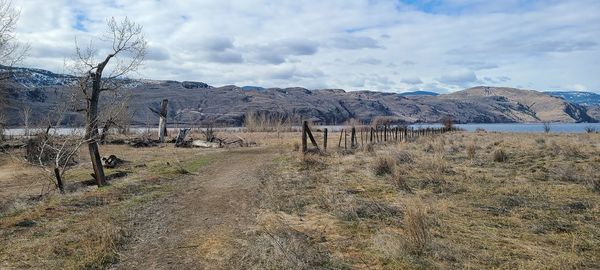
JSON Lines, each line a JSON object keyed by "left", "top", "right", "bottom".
{"left": 403, "top": 199, "right": 430, "bottom": 255}
{"left": 244, "top": 111, "right": 297, "bottom": 132}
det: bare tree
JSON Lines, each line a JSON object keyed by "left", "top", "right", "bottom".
{"left": 19, "top": 105, "right": 31, "bottom": 136}
{"left": 0, "top": 0, "right": 28, "bottom": 69}
{"left": 543, "top": 121, "right": 551, "bottom": 133}
{"left": 71, "top": 17, "right": 146, "bottom": 186}
{"left": 99, "top": 93, "right": 132, "bottom": 143}
{"left": 0, "top": 112, "right": 6, "bottom": 141}
{"left": 5, "top": 100, "right": 83, "bottom": 194}
{"left": 1, "top": 0, "right": 29, "bottom": 131}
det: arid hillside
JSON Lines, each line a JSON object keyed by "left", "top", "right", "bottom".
{"left": 1, "top": 66, "right": 597, "bottom": 126}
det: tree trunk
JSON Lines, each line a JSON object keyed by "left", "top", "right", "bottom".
{"left": 158, "top": 99, "right": 168, "bottom": 143}
{"left": 54, "top": 167, "right": 64, "bottom": 193}
{"left": 86, "top": 74, "right": 107, "bottom": 187}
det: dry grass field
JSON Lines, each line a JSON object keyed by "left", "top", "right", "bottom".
{"left": 1, "top": 130, "right": 599, "bottom": 269}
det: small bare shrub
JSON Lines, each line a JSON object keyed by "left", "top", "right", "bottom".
{"left": 404, "top": 200, "right": 430, "bottom": 255}
{"left": 543, "top": 122, "right": 551, "bottom": 133}
{"left": 548, "top": 141, "right": 561, "bottom": 156}
{"left": 561, "top": 144, "right": 586, "bottom": 159}
{"left": 466, "top": 144, "right": 476, "bottom": 160}
{"left": 365, "top": 143, "right": 375, "bottom": 153}
{"left": 393, "top": 150, "right": 413, "bottom": 164}
{"left": 300, "top": 154, "right": 327, "bottom": 171}
{"left": 590, "top": 178, "right": 600, "bottom": 194}
{"left": 551, "top": 164, "right": 579, "bottom": 182}
{"left": 492, "top": 149, "right": 508, "bottom": 162}
{"left": 373, "top": 156, "right": 395, "bottom": 176}
{"left": 535, "top": 137, "right": 545, "bottom": 145}
{"left": 234, "top": 222, "right": 333, "bottom": 269}
{"left": 423, "top": 144, "right": 434, "bottom": 153}
{"left": 442, "top": 116, "right": 454, "bottom": 130}
{"left": 391, "top": 169, "right": 413, "bottom": 193}
{"left": 340, "top": 200, "right": 402, "bottom": 221}
{"left": 419, "top": 173, "right": 447, "bottom": 193}
{"left": 584, "top": 126, "right": 596, "bottom": 133}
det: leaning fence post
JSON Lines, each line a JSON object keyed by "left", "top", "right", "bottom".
{"left": 338, "top": 129, "right": 343, "bottom": 148}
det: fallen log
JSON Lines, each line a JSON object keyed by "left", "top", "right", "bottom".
{"left": 191, "top": 140, "right": 220, "bottom": 148}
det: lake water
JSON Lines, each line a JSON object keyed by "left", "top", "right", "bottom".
{"left": 3, "top": 123, "right": 600, "bottom": 136}
{"left": 409, "top": 123, "right": 600, "bottom": 133}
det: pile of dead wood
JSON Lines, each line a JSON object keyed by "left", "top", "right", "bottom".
{"left": 173, "top": 128, "right": 255, "bottom": 148}
{"left": 127, "top": 138, "right": 159, "bottom": 148}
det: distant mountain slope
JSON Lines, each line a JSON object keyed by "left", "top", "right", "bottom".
{"left": 547, "top": 91, "right": 600, "bottom": 106}
{"left": 443, "top": 87, "right": 594, "bottom": 123}
{"left": 1, "top": 67, "right": 597, "bottom": 126}
{"left": 0, "top": 65, "right": 77, "bottom": 87}
{"left": 399, "top": 91, "right": 439, "bottom": 97}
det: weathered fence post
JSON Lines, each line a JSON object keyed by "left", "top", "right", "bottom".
{"left": 323, "top": 128, "right": 328, "bottom": 151}
{"left": 383, "top": 125, "right": 387, "bottom": 142}
{"left": 360, "top": 128, "right": 364, "bottom": 146}
{"left": 158, "top": 99, "right": 168, "bottom": 143}
{"left": 344, "top": 129, "right": 347, "bottom": 150}
{"left": 351, "top": 127, "right": 356, "bottom": 148}
{"left": 302, "top": 121, "right": 308, "bottom": 153}
{"left": 301, "top": 121, "right": 319, "bottom": 153}
{"left": 370, "top": 127, "right": 374, "bottom": 143}
{"left": 338, "top": 129, "right": 343, "bottom": 148}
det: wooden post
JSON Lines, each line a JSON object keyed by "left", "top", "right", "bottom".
{"left": 54, "top": 167, "right": 64, "bottom": 193}
{"left": 360, "top": 128, "right": 364, "bottom": 146}
{"left": 338, "top": 129, "right": 343, "bottom": 148}
{"left": 370, "top": 127, "right": 374, "bottom": 143}
{"left": 305, "top": 123, "right": 320, "bottom": 149}
{"left": 158, "top": 99, "right": 168, "bottom": 143}
{"left": 302, "top": 121, "right": 308, "bottom": 153}
{"left": 344, "top": 129, "right": 347, "bottom": 150}
{"left": 351, "top": 127, "right": 356, "bottom": 148}
{"left": 384, "top": 125, "right": 387, "bottom": 142}
{"left": 323, "top": 128, "right": 328, "bottom": 151}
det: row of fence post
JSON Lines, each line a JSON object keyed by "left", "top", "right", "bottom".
{"left": 301, "top": 121, "right": 453, "bottom": 153}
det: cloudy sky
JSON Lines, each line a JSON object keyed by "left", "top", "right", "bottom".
{"left": 12, "top": 0, "right": 600, "bottom": 93}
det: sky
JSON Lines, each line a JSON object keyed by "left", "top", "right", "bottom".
{"left": 11, "top": 0, "right": 600, "bottom": 93}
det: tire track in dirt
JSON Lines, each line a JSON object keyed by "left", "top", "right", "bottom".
{"left": 113, "top": 147, "right": 279, "bottom": 269}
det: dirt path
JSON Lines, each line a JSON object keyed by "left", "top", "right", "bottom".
{"left": 113, "top": 147, "right": 278, "bottom": 269}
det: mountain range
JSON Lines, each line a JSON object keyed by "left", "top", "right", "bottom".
{"left": 1, "top": 66, "right": 598, "bottom": 127}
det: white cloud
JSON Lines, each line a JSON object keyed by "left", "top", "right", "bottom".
{"left": 401, "top": 77, "right": 423, "bottom": 85}
{"left": 10, "top": 0, "right": 600, "bottom": 93}
{"left": 437, "top": 70, "right": 478, "bottom": 86}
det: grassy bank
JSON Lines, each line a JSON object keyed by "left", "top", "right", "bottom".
{"left": 1, "top": 131, "right": 599, "bottom": 269}
{"left": 242, "top": 132, "right": 600, "bottom": 269}
{"left": 0, "top": 144, "right": 222, "bottom": 269}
